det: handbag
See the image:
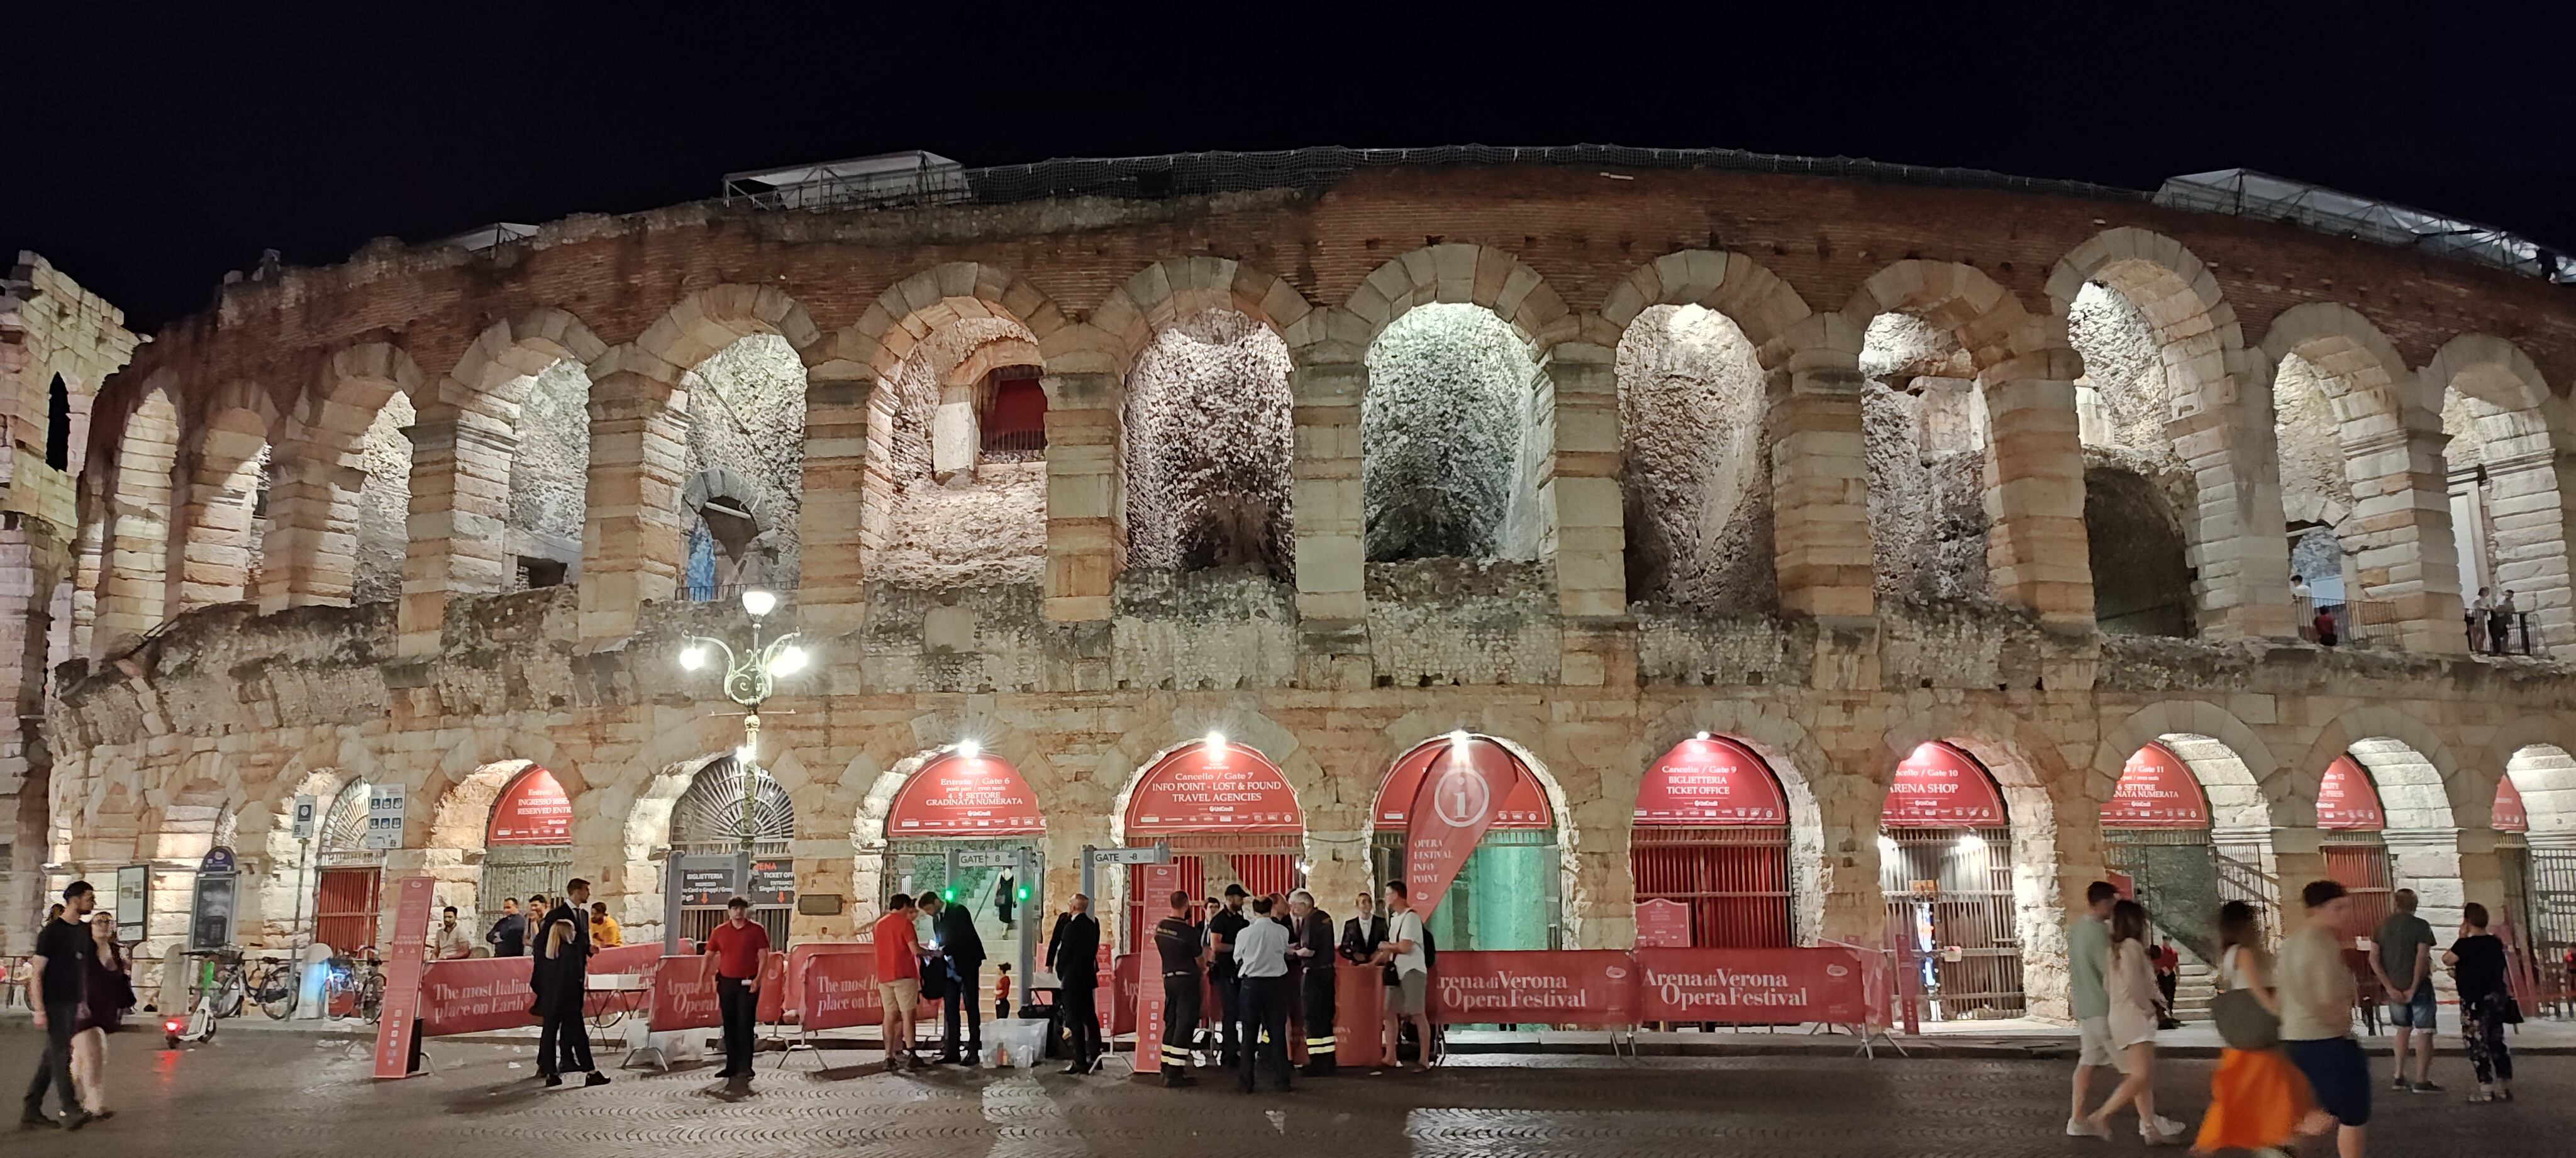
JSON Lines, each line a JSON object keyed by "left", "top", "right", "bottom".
{"left": 2210, "top": 986, "right": 2279, "bottom": 1050}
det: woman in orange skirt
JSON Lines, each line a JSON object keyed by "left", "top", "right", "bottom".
{"left": 2196, "top": 902, "right": 2328, "bottom": 1157}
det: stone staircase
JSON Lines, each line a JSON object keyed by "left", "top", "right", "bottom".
{"left": 2170, "top": 959, "right": 2217, "bottom": 1023}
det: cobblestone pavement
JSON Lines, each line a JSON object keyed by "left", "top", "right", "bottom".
{"left": 6, "top": 1025, "right": 2569, "bottom": 1157}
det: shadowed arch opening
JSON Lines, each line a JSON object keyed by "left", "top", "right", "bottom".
{"left": 1362, "top": 303, "right": 1545, "bottom": 563}
{"left": 1616, "top": 304, "right": 1774, "bottom": 612}
{"left": 2084, "top": 466, "right": 2193, "bottom": 636}
{"left": 865, "top": 302, "right": 1046, "bottom": 587}
{"left": 96, "top": 385, "right": 179, "bottom": 652}
{"left": 1122, "top": 309, "right": 1294, "bottom": 577}
{"left": 679, "top": 334, "right": 808, "bottom": 598}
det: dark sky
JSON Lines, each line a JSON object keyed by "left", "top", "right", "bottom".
{"left": 12, "top": 4, "right": 2575, "bottom": 331}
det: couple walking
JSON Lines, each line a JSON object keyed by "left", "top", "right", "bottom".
{"left": 21, "top": 881, "right": 133, "bottom": 1131}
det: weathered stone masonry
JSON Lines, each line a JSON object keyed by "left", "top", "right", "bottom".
{"left": 19, "top": 161, "right": 2576, "bottom": 1020}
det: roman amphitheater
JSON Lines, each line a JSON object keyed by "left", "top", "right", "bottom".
{"left": 7, "top": 146, "right": 2575, "bottom": 1018}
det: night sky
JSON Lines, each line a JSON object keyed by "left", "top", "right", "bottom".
{"left": 12, "top": 5, "right": 2575, "bottom": 331}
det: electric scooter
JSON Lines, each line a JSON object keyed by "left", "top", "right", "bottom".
{"left": 165, "top": 952, "right": 225, "bottom": 1047}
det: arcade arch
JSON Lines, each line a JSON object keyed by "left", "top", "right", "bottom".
{"left": 1615, "top": 304, "right": 1772, "bottom": 612}
{"left": 1114, "top": 737, "right": 1304, "bottom": 946}
{"left": 1362, "top": 303, "right": 1545, "bottom": 563}
{"left": 1369, "top": 733, "right": 1563, "bottom": 952}
{"left": 667, "top": 754, "right": 797, "bottom": 942}
{"left": 863, "top": 304, "right": 1047, "bottom": 587}
{"left": 678, "top": 334, "right": 808, "bottom": 597}
{"left": 1629, "top": 734, "right": 1794, "bottom": 948}
{"left": 1877, "top": 741, "right": 2027, "bottom": 1018}
{"left": 1122, "top": 309, "right": 1295, "bottom": 576}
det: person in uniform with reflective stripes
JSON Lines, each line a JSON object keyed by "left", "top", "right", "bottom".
{"left": 1287, "top": 890, "right": 1335, "bottom": 1075}
{"left": 1152, "top": 890, "right": 1204, "bottom": 1087}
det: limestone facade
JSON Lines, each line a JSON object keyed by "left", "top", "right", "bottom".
{"left": 18, "top": 162, "right": 2576, "bottom": 1020}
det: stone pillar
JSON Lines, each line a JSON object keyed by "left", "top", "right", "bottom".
{"left": 1290, "top": 358, "right": 1368, "bottom": 689}
{"left": 1980, "top": 361, "right": 2094, "bottom": 629}
{"left": 2344, "top": 421, "right": 2468, "bottom": 654}
{"left": 2480, "top": 443, "right": 2576, "bottom": 651}
{"left": 1767, "top": 341, "right": 1875, "bottom": 620}
{"left": 256, "top": 434, "right": 364, "bottom": 611}
{"left": 2171, "top": 360, "right": 2297, "bottom": 638}
{"left": 1810, "top": 773, "right": 1889, "bottom": 947}
{"left": 1541, "top": 344, "right": 1623, "bottom": 618}
{"left": 165, "top": 461, "right": 258, "bottom": 613}
{"left": 398, "top": 402, "right": 514, "bottom": 656}
{"left": 2387, "top": 826, "right": 2471, "bottom": 936}
{"left": 1041, "top": 372, "right": 1119, "bottom": 622}
{"left": 70, "top": 510, "right": 101, "bottom": 659}
{"left": 794, "top": 369, "right": 872, "bottom": 637}
{"left": 578, "top": 370, "right": 687, "bottom": 646}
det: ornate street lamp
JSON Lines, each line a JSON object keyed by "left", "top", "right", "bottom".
{"left": 677, "top": 588, "right": 809, "bottom": 854}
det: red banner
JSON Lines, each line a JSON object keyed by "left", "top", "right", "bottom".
{"left": 2495, "top": 776, "right": 2529, "bottom": 832}
{"left": 1633, "top": 947, "right": 1868, "bottom": 1023}
{"left": 1134, "top": 960, "right": 1168, "bottom": 1074}
{"left": 1635, "top": 737, "right": 1787, "bottom": 827}
{"left": 1635, "top": 898, "right": 1692, "bottom": 948}
{"left": 417, "top": 954, "right": 540, "bottom": 1036}
{"left": 1405, "top": 736, "right": 1521, "bottom": 920}
{"left": 2100, "top": 742, "right": 2209, "bottom": 829}
{"left": 1881, "top": 742, "right": 2006, "bottom": 827}
{"left": 2318, "top": 754, "right": 2385, "bottom": 830}
{"left": 650, "top": 953, "right": 723, "bottom": 1031}
{"left": 586, "top": 942, "right": 660, "bottom": 978}
{"left": 1429, "top": 950, "right": 1637, "bottom": 1025}
{"left": 487, "top": 764, "right": 572, "bottom": 846}
{"left": 1377, "top": 738, "right": 1553, "bottom": 829}
{"left": 372, "top": 876, "right": 438, "bottom": 1078}
{"left": 1124, "top": 741, "right": 1302, "bottom": 834}
{"left": 889, "top": 753, "right": 1045, "bottom": 836}
{"left": 799, "top": 950, "right": 884, "bottom": 1031}
{"left": 755, "top": 950, "right": 791, "bottom": 1023}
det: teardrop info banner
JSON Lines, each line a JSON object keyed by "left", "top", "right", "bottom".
{"left": 1403, "top": 736, "right": 1521, "bottom": 921}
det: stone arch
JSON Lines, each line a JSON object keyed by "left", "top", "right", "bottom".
{"left": 1119, "top": 293, "right": 1297, "bottom": 576}
{"left": 2296, "top": 707, "right": 2464, "bottom": 832}
{"left": 258, "top": 342, "right": 427, "bottom": 610}
{"left": 2082, "top": 465, "right": 2194, "bottom": 636}
{"left": 1634, "top": 700, "right": 1841, "bottom": 944}
{"left": 840, "top": 716, "right": 1057, "bottom": 925}
{"left": 95, "top": 377, "right": 180, "bottom": 653}
{"left": 2484, "top": 715, "right": 2576, "bottom": 839}
{"left": 1877, "top": 703, "right": 2077, "bottom": 1017}
{"left": 828, "top": 263, "right": 1065, "bottom": 383}
{"left": 2092, "top": 700, "right": 2282, "bottom": 832}
{"left": 2262, "top": 304, "right": 2463, "bottom": 651}
{"left": 1091, "top": 256, "right": 1317, "bottom": 376}
{"left": 1599, "top": 249, "right": 1814, "bottom": 355}
{"left": 2051, "top": 229, "right": 2287, "bottom": 638}
{"left": 165, "top": 395, "right": 274, "bottom": 614}
{"left": 2426, "top": 333, "right": 2571, "bottom": 649}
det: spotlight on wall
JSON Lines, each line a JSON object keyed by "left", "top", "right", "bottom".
{"left": 1204, "top": 730, "right": 1226, "bottom": 749}
{"left": 679, "top": 646, "right": 707, "bottom": 671}
{"left": 1695, "top": 731, "right": 1711, "bottom": 742}
{"left": 740, "top": 589, "right": 778, "bottom": 618}
{"left": 957, "top": 739, "right": 981, "bottom": 760}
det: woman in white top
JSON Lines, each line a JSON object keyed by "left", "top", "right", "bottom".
{"left": 2082, "top": 900, "right": 2185, "bottom": 1145}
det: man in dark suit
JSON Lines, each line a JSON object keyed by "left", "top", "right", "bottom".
{"left": 1338, "top": 890, "right": 1387, "bottom": 964}
{"left": 1046, "top": 893, "right": 1103, "bottom": 1074}
{"left": 534, "top": 879, "right": 608, "bottom": 1087}
{"left": 923, "top": 893, "right": 985, "bottom": 1064}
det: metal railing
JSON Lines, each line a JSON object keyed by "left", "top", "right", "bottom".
{"left": 2468, "top": 610, "right": 2541, "bottom": 656}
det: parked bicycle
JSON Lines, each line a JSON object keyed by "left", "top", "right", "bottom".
{"left": 323, "top": 947, "right": 386, "bottom": 1023}
{"left": 245, "top": 954, "right": 301, "bottom": 1020}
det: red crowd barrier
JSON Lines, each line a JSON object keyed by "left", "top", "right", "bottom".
{"left": 1321, "top": 947, "right": 1881, "bottom": 1045}
{"left": 799, "top": 950, "right": 884, "bottom": 1031}
{"left": 649, "top": 952, "right": 724, "bottom": 1031}
{"left": 1632, "top": 946, "right": 1868, "bottom": 1023}
{"left": 418, "top": 956, "right": 539, "bottom": 1036}
{"left": 1429, "top": 950, "right": 1638, "bottom": 1026}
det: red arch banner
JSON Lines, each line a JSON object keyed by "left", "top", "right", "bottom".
{"left": 1376, "top": 737, "right": 1553, "bottom": 829}
{"left": 1124, "top": 741, "right": 1301, "bottom": 835}
{"left": 2099, "top": 742, "right": 2210, "bottom": 829}
{"left": 1880, "top": 742, "right": 2006, "bottom": 828}
{"left": 1635, "top": 736, "right": 1788, "bottom": 827}
{"left": 2494, "top": 776, "right": 2529, "bottom": 833}
{"left": 2318, "top": 755, "right": 2385, "bottom": 830}
{"left": 887, "top": 753, "right": 1044, "bottom": 837}
{"left": 487, "top": 765, "right": 571, "bottom": 846}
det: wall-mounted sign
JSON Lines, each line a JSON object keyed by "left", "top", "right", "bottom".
{"left": 1635, "top": 736, "right": 1788, "bottom": 827}
{"left": 114, "top": 864, "right": 149, "bottom": 943}
{"left": 678, "top": 863, "right": 739, "bottom": 907}
{"left": 2317, "top": 755, "right": 2385, "bottom": 831}
{"left": 2493, "top": 776, "right": 2528, "bottom": 833}
{"left": 487, "top": 765, "right": 572, "bottom": 846}
{"left": 2099, "top": 742, "right": 2211, "bottom": 829}
{"left": 748, "top": 859, "right": 797, "bottom": 906}
{"left": 292, "top": 795, "right": 318, "bottom": 841}
{"left": 364, "top": 784, "right": 407, "bottom": 850}
{"left": 1124, "top": 742, "right": 1302, "bottom": 835}
{"left": 1377, "top": 737, "right": 1554, "bottom": 830}
{"left": 1880, "top": 742, "right": 2007, "bottom": 828}
{"left": 888, "top": 754, "right": 1044, "bottom": 836}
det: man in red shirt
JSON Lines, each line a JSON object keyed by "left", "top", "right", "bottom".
{"left": 872, "top": 893, "right": 924, "bottom": 1071}
{"left": 702, "top": 897, "right": 770, "bottom": 1086}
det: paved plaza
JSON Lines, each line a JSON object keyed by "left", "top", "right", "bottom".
{"left": 7, "top": 1024, "right": 2571, "bottom": 1157}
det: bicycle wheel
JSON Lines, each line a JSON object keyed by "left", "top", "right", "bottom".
{"left": 358, "top": 974, "right": 386, "bottom": 1023}
{"left": 213, "top": 970, "right": 247, "bottom": 1019}
{"left": 256, "top": 964, "right": 299, "bottom": 1020}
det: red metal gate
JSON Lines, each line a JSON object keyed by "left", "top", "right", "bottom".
{"left": 315, "top": 866, "right": 382, "bottom": 953}
{"left": 1630, "top": 827, "right": 1791, "bottom": 947}
{"left": 1879, "top": 826, "right": 2024, "bottom": 1017}
{"left": 2324, "top": 837, "right": 2396, "bottom": 932}
{"left": 1124, "top": 833, "right": 1304, "bottom": 949}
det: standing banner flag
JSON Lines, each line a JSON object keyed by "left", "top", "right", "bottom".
{"left": 372, "top": 876, "right": 437, "bottom": 1078}
{"left": 1403, "top": 734, "right": 1520, "bottom": 920}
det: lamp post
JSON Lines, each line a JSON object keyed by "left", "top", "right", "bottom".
{"left": 677, "top": 588, "right": 810, "bottom": 856}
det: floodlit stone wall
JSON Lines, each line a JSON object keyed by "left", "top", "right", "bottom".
{"left": 28, "top": 161, "right": 2576, "bottom": 1017}
{"left": 1123, "top": 310, "right": 1294, "bottom": 575}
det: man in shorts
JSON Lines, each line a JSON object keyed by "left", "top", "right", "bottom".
{"left": 1374, "top": 881, "right": 1432, "bottom": 1075}
{"left": 2370, "top": 888, "right": 2441, "bottom": 1092}
{"left": 2067, "top": 881, "right": 2119, "bottom": 1137}
{"left": 873, "top": 893, "right": 924, "bottom": 1071}
{"left": 2282, "top": 880, "right": 2370, "bottom": 1157}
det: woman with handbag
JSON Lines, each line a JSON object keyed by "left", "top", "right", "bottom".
{"left": 70, "top": 913, "right": 133, "bottom": 1121}
{"left": 2442, "top": 902, "right": 2514, "bottom": 1102}
{"left": 2195, "top": 901, "right": 2322, "bottom": 1156}
{"left": 2082, "top": 900, "right": 2187, "bottom": 1144}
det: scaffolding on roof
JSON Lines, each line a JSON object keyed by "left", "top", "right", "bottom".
{"left": 2155, "top": 169, "right": 2572, "bottom": 284}
{"left": 721, "top": 150, "right": 970, "bottom": 210}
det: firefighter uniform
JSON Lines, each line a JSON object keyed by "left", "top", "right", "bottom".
{"left": 1153, "top": 913, "right": 1205, "bottom": 1086}
{"left": 1295, "top": 905, "right": 1337, "bottom": 1074}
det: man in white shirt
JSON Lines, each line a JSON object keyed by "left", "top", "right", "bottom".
{"left": 430, "top": 906, "right": 475, "bottom": 960}
{"left": 1231, "top": 895, "right": 1294, "bottom": 1092}
{"left": 1373, "top": 881, "right": 1432, "bottom": 1074}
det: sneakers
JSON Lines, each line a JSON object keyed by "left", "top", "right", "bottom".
{"left": 2392, "top": 1074, "right": 2412, "bottom": 1091}
{"left": 2412, "top": 1079, "right": 2445, "bottom": 1093}
{"left": 21, "top": 1115, "right": 62, "bottom": 1132}
{"left": 583, "top": 1073, "right": 611, "bottom": 1088}
{"left": 2148, "top": 1115, "right": 2187, "bottom": 1137}
{"left": 2065, "top": 1117, "right": 2111, "bottom": 1139}
{"left": 2140, "top": 1115, "right": 2187, "bottom": 1145}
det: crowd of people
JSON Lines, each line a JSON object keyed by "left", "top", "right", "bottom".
{"left": 18, "top": 881, "right": 133, "bottom": 1130}
{"left": 2067, "top": 880, "right": 2526, "bottom": 1156}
